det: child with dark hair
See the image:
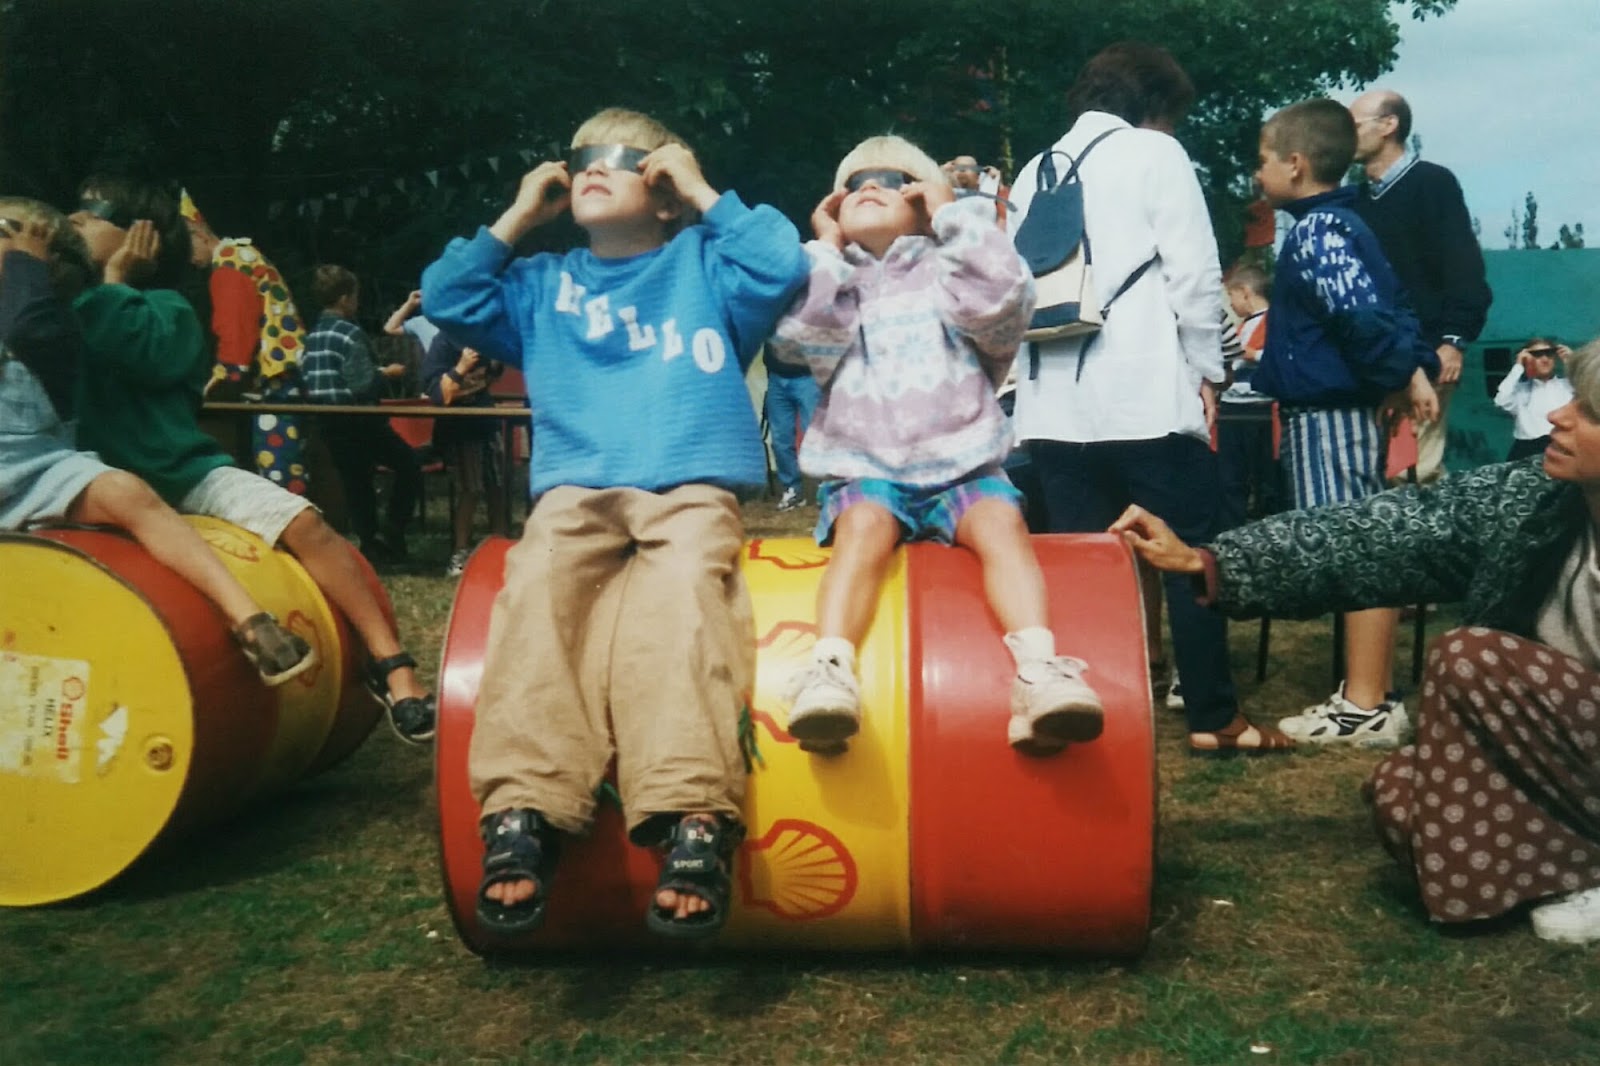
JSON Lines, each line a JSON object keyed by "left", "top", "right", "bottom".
{"left": 1251, "top": 98, "right": 1441, "bottom": 746}
{"left": 66, "top": 178, "right": 436, "bottom": 744}
{"left": 300, "top": 262, "right": 419, "bottom": 563}
{"left": 1, "top": 197, "right": 312, "bottom": 684}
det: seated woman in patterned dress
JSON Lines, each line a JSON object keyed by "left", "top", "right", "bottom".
{"left": 1109, "top": 337, "right": 1600, "bottom": 944}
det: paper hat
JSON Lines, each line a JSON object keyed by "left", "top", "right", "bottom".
{"left": 179, "top": 188, "right": 209, "bottom": 230}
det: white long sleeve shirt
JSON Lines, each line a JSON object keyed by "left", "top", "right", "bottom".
{"left": 1494, "top": 363, "right": 1573, "bottom": 441}
{"left": 1008, "top": 111, "right": 1224, "bottom": 445}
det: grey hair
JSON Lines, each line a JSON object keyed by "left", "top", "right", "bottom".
{"left": 1566, "top": 338, "right": 1600, "bottom": 412}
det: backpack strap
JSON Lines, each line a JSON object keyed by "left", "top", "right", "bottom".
{"left": 1036, "top": 127, "right": 1122, "bottom": 191}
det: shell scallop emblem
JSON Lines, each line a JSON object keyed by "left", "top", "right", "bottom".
{"left": 197, "top": 525, "right": 262, "bottom": 563}
{"left": 739, "top": 818, "right": 858, "bottom": 921}
{"left": 747, "top": 539, "right": 830, "bottom": 572}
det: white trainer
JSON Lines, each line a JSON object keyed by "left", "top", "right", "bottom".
{"left": 1276, "top": 684, "right": 1410, "bottom": 747}
{"left": 1007, "top": 651, "right": 1105, "bottom": 753}
{"left": 1531, "top": 885, "right": 1600, "bottom": 944}
{"left": 1165, "top": 680, "right": 1185, "bottom": 712}
{"left": 783, "top": 654, "right": 861, "bottom": 747}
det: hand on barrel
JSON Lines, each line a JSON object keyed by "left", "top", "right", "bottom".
{"left": 1108, "top": 506, "right": 1206, "bottom": 574}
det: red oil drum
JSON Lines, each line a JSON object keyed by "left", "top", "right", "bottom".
{"left": 0, "top": 518, "right": 386, "bottom": 905}
{"left": 436, "top": 534, "right": 1154, "bottom": 955}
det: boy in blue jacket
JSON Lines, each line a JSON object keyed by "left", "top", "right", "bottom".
{"left": 1252, "top": 98, "right": 1439, "bottom": 748}
{"left": 422, "top": 108, "right": 808, "bottom": 941}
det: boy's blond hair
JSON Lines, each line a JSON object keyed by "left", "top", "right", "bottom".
{"left": 570, "top": 107, "right": 687, "bottom": 153}
{"left": 833, "top": 135, "right": 947, "bottom": 192}
{"left": 0, "top": 196, "right": 94, "bottom": 298}
{"left": 570, "top": 107, "right": 697, "bottom": 234}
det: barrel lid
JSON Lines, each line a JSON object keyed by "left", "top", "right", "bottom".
{"left": 0, "top": 536, "right": 193, "bottom": 905}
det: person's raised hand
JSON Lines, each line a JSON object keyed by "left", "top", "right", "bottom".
{"left": 810, "top": 189, "right": 847, "bottom": 249}
{"left": 493, "top": 162, "right": 570, "bottom": 244}
{"left": 901, "top": 180, "right": 955, "bottom": 236}
{"left": 640, "top": 143, "right": 719, "bottom": 215}
{"left": 1108, "top": 505, "right": 1206, "bottom": 574}
{"left": 103, "top": 219, "right": 160, "bottom": 286}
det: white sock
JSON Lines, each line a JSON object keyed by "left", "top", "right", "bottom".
{"left": 814, "top": 637, "right": 857, "bottom": 668}
{"left": 1005, "top": 627, "right": 1056, "bottom": 667}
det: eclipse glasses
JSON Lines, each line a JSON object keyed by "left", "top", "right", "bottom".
{"left": 76, "top": 197, "right": 138, "bottom": 230}
{"left": 568, "top": 144, "right": 652, "bottom": 174}
{"left": 843, "top": 169, "right": 917, "bottom": 193}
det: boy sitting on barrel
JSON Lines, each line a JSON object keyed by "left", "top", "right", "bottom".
{"left": 422, "top": 108, "right": 807, "bottom": 939}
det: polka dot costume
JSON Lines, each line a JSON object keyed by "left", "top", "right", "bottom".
{"left": 206, "top": 238, "right": 311, "bottom": 496}
{"left": 1366, "top": 627, "right": 1600, "bottom": 922}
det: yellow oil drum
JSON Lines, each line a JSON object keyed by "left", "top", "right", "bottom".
{"left": 0, "top": 518, "right": 385, "bottom": 905}
{"left": 437, "top": 533, "right": 1154, "bottom": 954}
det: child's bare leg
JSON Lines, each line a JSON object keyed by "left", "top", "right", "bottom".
{"left": 786, "top": 503, "right": 901, "bottom": 747}
{"left": 278, "top": 509, "right": 426, "bottom": 701}
{"left": 816, "top": 503, "right": 902, "bottom": 642}
{"left": 954, "top": 497, "right": 1103, "bottom": 750}
{"left": 953, "top": 498, "right": 1048, "bottom": 632}
{"left": 70, "top": 471, "right": 259, "bottom": 624}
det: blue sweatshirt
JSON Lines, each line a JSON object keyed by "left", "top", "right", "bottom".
{"left": 1254, "top": 186, "right": 1440, "bottom": 408}
{"left": 421, "top": 192, "right": 806, "bottom": 497}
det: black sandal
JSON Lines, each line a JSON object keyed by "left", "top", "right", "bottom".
{"left": 645, "top": 813, "right": 744, "bottom": 941}
{"left": 476, "top": 808, "right": 560, "bottom": 936}
{"left": 365, "top": 652, "right": 436, "bottom": 744}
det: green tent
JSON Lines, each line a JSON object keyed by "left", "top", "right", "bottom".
{"left": 1451, "top": 248, "right": 1600, "bottom": 470}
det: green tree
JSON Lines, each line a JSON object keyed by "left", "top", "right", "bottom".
{"left": 0, "top": 0, "right": 1461, "bottom": 298}
{"left": 1521, "top": 190, "right": 1540, "bottom": 250}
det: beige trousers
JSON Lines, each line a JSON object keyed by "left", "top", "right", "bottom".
{"left": 468, "top": 484, "right": 754, "bottom": 838}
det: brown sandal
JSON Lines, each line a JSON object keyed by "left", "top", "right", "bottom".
{"left": 1188, "top": 716, "right": 1295, "bottom": 758}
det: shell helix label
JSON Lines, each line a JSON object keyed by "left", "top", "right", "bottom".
{"left": 0, "top": 652, "right": 90, "bottom": 783}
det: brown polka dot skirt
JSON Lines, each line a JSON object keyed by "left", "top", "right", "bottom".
{"left": 1367, "top": 627, "right": 1600, "bottom": 923}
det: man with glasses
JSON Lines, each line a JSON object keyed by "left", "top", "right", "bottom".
{"left": 1349, "top": 89, "right": 1492, "bottom": 483}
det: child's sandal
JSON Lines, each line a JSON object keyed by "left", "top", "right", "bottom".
{"left": 365, "top": 651, "right": 436, "bottom": 744}
{"left": 476, "top": 808, "right": 561, "bottom": 935}
{"left": 646, "top": 813, "right": 744, "bottom": 941}
{"left": 232, "top": 612, "right": 317, "bottom": 687}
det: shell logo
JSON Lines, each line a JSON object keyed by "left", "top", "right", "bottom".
{"left": 739, "top": 818, "right": 858, "bottom": 921}
{"left": 199, "top": 525, "right": 262, "bottom": 563}
{"left": 747, "top": 539, "right": 830, "bottom": 571}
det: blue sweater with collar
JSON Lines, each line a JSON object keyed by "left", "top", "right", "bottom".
{"left": 1254, "top": 186, "right": 1439, "bottom": 408}
{"left": 422, "top": 192, "right": 806, "bottom": 497}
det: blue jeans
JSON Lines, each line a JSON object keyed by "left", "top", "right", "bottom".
{"left": 764, "top": 372, "right": 821, "bottom": 492}
{"left": 1029, "top": 433, "right": 1238, "bottom": 734}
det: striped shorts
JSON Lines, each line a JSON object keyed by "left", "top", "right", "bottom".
{"left": 1280, "top": 406, "right": 1386, "bottom": 509}
{"left": 814, "top": 469, "right": 1022, "bottom": 547}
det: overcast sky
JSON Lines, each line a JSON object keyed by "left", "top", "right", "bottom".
{"left": 1345, "top": 0, "right": 1600, "bottom": 247}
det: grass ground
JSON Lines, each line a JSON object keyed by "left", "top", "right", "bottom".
{"left": 4, "top": 493, "right": 1599, "bottom": 1066}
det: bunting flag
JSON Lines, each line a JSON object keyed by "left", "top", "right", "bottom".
{"left": 486, "top": 156, "right": 501, "bottom": 174}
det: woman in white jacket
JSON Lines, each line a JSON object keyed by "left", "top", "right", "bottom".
{"left": 1009, "top": 42, "right": 1286, "bottom": 755}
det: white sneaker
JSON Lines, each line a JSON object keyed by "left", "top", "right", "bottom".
{"left": 776, "top": 487, "right": 804, "bottom": 511}
{"left": 1531, "top": 885, "right": 1600, "bottom": 944}
{"left": 446, "top": 547, "right": 471, "bottom": 578}
{"left": 1006, "top": 645, "right": 1105, "bottom": 753}
{"left": 783, "top": 655, "right": 861, "bottom": 748}
{"left": 1165, "top": 680, "right": 1185, "bottom": 711}
{"left": 1276, "top": 685, "right": 1410, "bottom": 747}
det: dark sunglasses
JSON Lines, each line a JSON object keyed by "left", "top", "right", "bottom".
{"left": 568, "top": 144, "right": 651, "bottom": 174}
{"left": 843, "top": 169, "right": 916, "bottom": 193}
{"left": 77, "top": 197, "right": 138, "bottom": 230}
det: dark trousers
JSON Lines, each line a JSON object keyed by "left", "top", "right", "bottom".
{"left": 1215, "top": 406, "right": 1281, "bottom": 531}
{"left": 1029, "top": 433, "right": 1238, "bottom": 734}
{"left": 321, "top": 418, "right": 423, "bottom": 547}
